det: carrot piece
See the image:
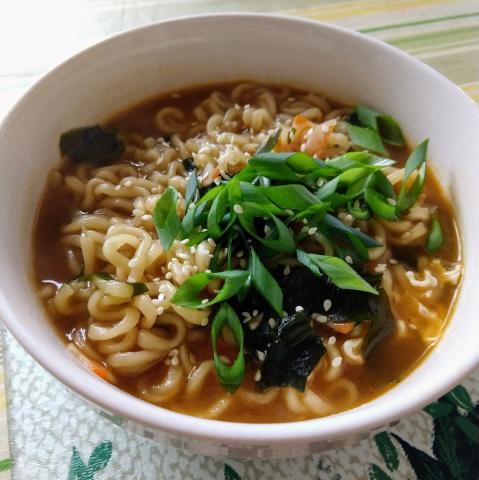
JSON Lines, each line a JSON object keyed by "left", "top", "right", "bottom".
{"left": 328, "top": 323, "right": 355, "bottom": 334}
{"left": 67, "top": 343, "right": 117, "bottom": 383}
{"left": 212, "top": 167, "right": 221, "bottom": 180}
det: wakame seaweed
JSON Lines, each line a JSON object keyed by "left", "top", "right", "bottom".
{"left": 59, "top": 125, "right": 124, "bottom": 166}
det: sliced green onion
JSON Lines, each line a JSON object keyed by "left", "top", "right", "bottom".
{"left": 326, "top": 151, "right": 395, "bottom": 171}
{"left": 364, "top": 171, "right": 397, "bottom": 220}
{"left": 250, "top": 248, "right": 283, "bottom": 315}
{"left": 397, "top": 139, "right": 428, "bottom": 213}
{"left": 297, "top": 250, "right": 378, "bottom": 294}
{"left": 89, "top": 272, "right": 148, "bottom": 298}
{"left": 256, "top": 128, "right": 282, "bottom": 154}
{"left": 292, "top": 202, "right": 330, "bottom": 221}
{"left": 238, "top": 207, "right": 296, "bottom": 253}
{"left": 348, "top": 199, "right": 370, "bottom": 220}
{"left": 426, "top": 213, "right": 444, "bottom": 252}
{"left": 258, "top": 184, "right": 318, "bottom": 210}
{"left": 346, "top": 123, "right": 388, "bottom": 156}
{"left": 320, "top": 213, "right": 382, "bottom": 248}
{"left": 248, "top": 152, "right": 319, "bottom": 181}
{"left": 170, "top": 270, "right": 249, "bottom": 309}
{"left": 211, "top": 303, "right": 245, "bottom": 393}
{"left": 184, "top": 169, "right": 199, "bottom": 208}
{"left": 153, "top": 186, "right": 181, "bottom": 251}
{"left": 355, "top": 105, "right": 405, "bottom": 147}
{"left": 207, "top": 187, "right": 230, "bottom": 237}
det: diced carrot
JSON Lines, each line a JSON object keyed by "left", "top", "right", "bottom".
{"left": 212, "top": 167, "right": 221, "bottom": 180}
{"left": 67, "top": 343, "right": 117, "bottom": 384}
{"left": 328, "top": 323, "right": 355, "bottom": 335}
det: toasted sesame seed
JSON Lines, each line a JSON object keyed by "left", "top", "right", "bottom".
{"left": 308, "top": 227, "right": 318, "bottom": 235}
{"left": 268, "top": 318, "right": 276, "bottom": 328}
{"left": 345, "top": 255, "right": 353, "bottom": 264}
{"left": 387, "top": 198, "right": 397, "bottom": 206}
{"left": 180, "top": 238, "right": 189, "bottom": 245}
{"left": 237, "top": 250, "right": 244, "bottom": 258}
{"left": 200, "top": 318, "right": 209, "bottom": 326}
{"left": 171, "top": 356, "right": 179, "bottom": 366}
{"left": 389, "top": 258, "right": 398, "bottom": 264}
{"left": 323, "top": 299, "right": 332, "bottom": 312}
{"left": 252, "top": 309, "right": 259, "bottom": 316}
{"left": 302, "top": 218, "right": 309, "bottom": 224}
{"left": 283, "top": 265, "right": 291, "bottom": 276}
{"left": 254, "top": 369, "right": 262, "bottom": 382}
{"left": 257, "top": 350, "right": 266, "bottom": 362}
{"left": 317, "top": 314, "right": 328, "bottom": 323}
{"left": 207, "top": 238, "right": 216, "bottom": 246}
{"left": 295, "top": 306, "right": 304, "bottom": 312}
{"left": 374, "top": 263, "right": 387, "bottom": 273}
{"left": 201, "top": 298, "right": 209, "bottom": 305}
{"left": 285, "top": 209, "right": 294, "bottom": 216}
{"left": 165, "top": 272, "right": 173, "bottom": 280}
{"left": 332, "top": 357, "right": 343, "bottom": 368}
{"left": 328, "top": 336, "right": 337, "bottom": 345}
{"left": 239, "top": 259, "right": 247, "bottom": 268}
{"left": 157, "top": 307, "right": 165, "bottom": 315}
{"left": 233, "top": 204, "right": 244, "bottom": 214}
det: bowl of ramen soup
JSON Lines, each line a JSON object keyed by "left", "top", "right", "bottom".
{"left": 0, "top": 13, "right": 478, "bottom": 458}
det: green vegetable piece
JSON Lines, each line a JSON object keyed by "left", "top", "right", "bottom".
{"left": 426, "top": 214, "right": 444, "bottom": 252}
{"left": 256, "top": 128, "right": 282, "bottom": 154}
{"left": 250, "top": 248, "right": 283, "bottom": 315}
{"left": 153, "top": 186, "right": 181, "bottom": 251}
{"left": 364, "top": 171, "right": 397, "bottom": 220}
{"left": 207, "top": 187, "right": 230, "bottom": 237}
{"left": 248, "top": 152, "right": 319, "bottom": 181}
{"left": 184, "top": 169, "right": 199, "bottom": 209}
{"left": 211, "top": 303, "right": 245, "bottom": 393}
{"left": 130, "top": 282, "right": 149, "bottom": 296}
{"left": 348, "top": 199, "right": 370, "bottom": 220}
{"left": 59, "top": 125, "right": 124, "bottom": 166}
{"left": 397, "top": 139, "right": 428, "bottom": 213}
{"left": 355, "top": 105, "right": 405, "bottom": 147}
{"left": 326, "top": 151, "right": 395, "bottom": 171}
{"left": 258, "top": 184, "right": 318, "bottom": 210}
{"left": 170, "top": 270, "right": 249, "bottom": 309}
{"left": 296, "top": 250, "right": 378, "bottom": 294}
{"left": 346, "top": 123, "right": 388, "bottom": 156}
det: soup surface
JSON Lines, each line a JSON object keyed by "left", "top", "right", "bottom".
{"left": 34, "top": 82, "right": 462, "bottom": 423}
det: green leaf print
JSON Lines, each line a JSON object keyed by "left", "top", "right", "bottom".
{"left": 374, "top": 432, "right": 399, "bottom": 472}
{"left": 455, "top": 417, "right": 479, "bottom": 444}
{"left": 392, "top": 433, "right": 450, "bottom": 480}
{"left": 224, "top": 463, "right": 242, "bottom": 480}
{"left": 423, "top": 401, "right": 454, "bottom": 418}
{"left": 432, "top": 413, "right": 469, "bottom": 480}
{"left": 368, "top": 463, "right": 392, "bottom": 480}
{"left": 445, "top": 386, "right": 476, "bottom": 416}
{"left": 68, "top": 442, "right": 112, "bottom": 480}
{"left": 0, "top": 458, "right": 11, "bottom": 472}
{"left": 88, "top": 441, "right": 112, "bottom": 473}
{"left": 68, "top": 447, "right": 93, "bottom": 480}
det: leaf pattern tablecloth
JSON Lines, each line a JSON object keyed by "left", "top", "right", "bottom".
{"left": 1, "top": 0, "right": 479, "bottom": 478}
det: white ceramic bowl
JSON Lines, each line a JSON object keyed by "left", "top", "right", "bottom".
{"left": 0, "top": 13, "right": 478, "bottom": 458}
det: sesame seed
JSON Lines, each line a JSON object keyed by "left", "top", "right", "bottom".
{"left": 387, "top": 198, "right": 397, "bottom": 206}
{"left": 158, "top": 294, "right": 165, "bottom": 302}
{"left": 425, "top": 290, "right": 433, "bottom": 298}
{"left": 268, "top": 318, "right": 276, "bottom": 328}
{"left": 252, "top": 309, "right": 259, "bottom": 316}
{"left": 302, "top": 218, "right": 309, "bottom": 224}
{"left": 295, "top": 306, "right": 304, "bottom": 312}
{"left": 308, "top": 227, "right": 318, "bottom": 235}
{"left": 157, "top": 307, "right": 165, "bottom": 315}
{"left": 345, "top": 255, "right": 353, "bottom": 264}
{"left": 317, "top": 314, "right": 328, "bottom": 323}
{"left": 300, "top": 144, "right": 306, "bottom": 152}
{"left": 323, "top": 299, "right": 332, "bottom": 312}
{"left": 201, "top": 298, "right": 209, "bottom": 305}
{"left": 283, "top": 265, "right": 291, "bottom": 276}
{"left": 205, "top": 269, "right": 211, "bottom": 273}
{"left": 200, "top": 318, "right": 209, "bottom": 326}
{"left": 332, "top": 357, "right": 343, "bottom": 368}
{"left": 374, "top": 263, "right": 387, "bottom": 273}
{"left": 285, "top": 209, "right": 294, "bottom": 216}
{"left": 257, "top": 350, "right": 266, "bottom": 362}
{"left": 389, "top": 258, "right": 398, "bottom": 264}
{"left": 141, "top": 214, "right": 152, "bottom": 221}
{"left": 237, "top": 250, "right": 244, "bottom": 258}
{"left": 316, "top": 178, "right": 325, "bottom": 187}
{"left": 254, "top": 369, "right": 262, "bottom": 382}
{"left": 239, "top": 259, "right": 247, "bottom": 268}
{"left": 242, "top": 311, "right": 251, "bottom": 319}
{"left": 171, "top": 356, "right": 179, "bottom": 366}
{"left": 180, "top": 238, "right": 189, "bottom": 245}
{"left": 328, "top": 336, "right": 337, "bottom": 345}
{"left": 165, "top": 272, "right": 173, "bottom": 279}
{"left": 233, "top": 204, "right": 244, "bottom": 214}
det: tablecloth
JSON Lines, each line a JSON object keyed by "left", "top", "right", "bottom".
{"left": 1, "top": 0, "right": 479, "bottom": 478}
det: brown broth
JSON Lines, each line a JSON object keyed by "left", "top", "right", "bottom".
{"left": 33, "top": 82, "right": 462, "bottom": 423}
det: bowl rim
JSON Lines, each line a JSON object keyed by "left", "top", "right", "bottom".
{"left": 1, "top": 12, "right": 479, "bottom": 446}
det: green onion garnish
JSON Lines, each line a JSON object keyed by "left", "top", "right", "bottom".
{"left": 426, "top": 214, "right": 444, "bottom": 252}
{"left": 152, "top": 186, "right": 181, "bottom": 251}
